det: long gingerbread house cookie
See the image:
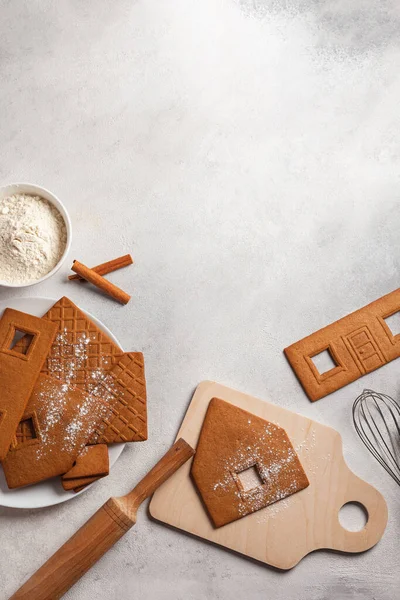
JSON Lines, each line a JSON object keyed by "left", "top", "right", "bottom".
{"left": 284, "top": 287, "right": 400, "bottom": 401}
{"left": 2, "top": 374, "right": 111, "bottom": 489}
{"left": 191, "top": 398, "right": 309, "bottom": 528}
{"left": 0, "top": 309, "right": 57, "bottom": 461}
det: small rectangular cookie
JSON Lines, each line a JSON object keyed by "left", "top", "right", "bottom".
{"left": 61, "top": 444, "right": 109, "bottom": 491}
{"left": 73, "top": 482, "right": 95, "bottom": 493}
{"left": 2, "top": 375, "right": 111, "bottom": 489}
{"left": 0, "top": 309, "right": 58, "bottom": 461}
{"left": 89, "top": 352, "right": 147, "bottom": 444}
{"left": 284, "top": 288, "right": 400, "bottom": 401}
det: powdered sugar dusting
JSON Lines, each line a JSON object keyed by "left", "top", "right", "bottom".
{"left": 47, "top": 328, "right": 117, "bottom": 397}
{"left": 47, "top": 329, "right": 101, "bottom": 383}
{"left": 28, "top": 327, "right": 121, "bottom": 459}
{"left": 41, "top": 328, "right": 119, "bottom": 446}
{"left": 33, "top": 377, "right": 111, "bottom": 461}
{"left": 211, "top": 422, "right": 307, "bottom": 517}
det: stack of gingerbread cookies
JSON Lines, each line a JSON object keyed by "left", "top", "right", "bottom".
{"left": 0, "top": 297, "right": 147, "bottom": 492}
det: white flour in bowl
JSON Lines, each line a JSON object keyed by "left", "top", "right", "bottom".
{"left": 0, "top": 193, "right": 67, "bottom": 284}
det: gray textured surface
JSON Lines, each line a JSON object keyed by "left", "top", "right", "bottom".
{"left": 1, "top": 1, "right": 400, "bottom": 598}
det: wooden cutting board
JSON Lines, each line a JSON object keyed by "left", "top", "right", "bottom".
{"left": 149, "top": 381, "right": 388, "bottom": 569}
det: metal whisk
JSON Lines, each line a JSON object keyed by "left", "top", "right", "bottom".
{"left": 353, "top": 389, "right": 400, "bottom": 486}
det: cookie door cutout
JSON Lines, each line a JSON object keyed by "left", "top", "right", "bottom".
{"left": 344, "top": 327, "right": 385, "bottom": 373}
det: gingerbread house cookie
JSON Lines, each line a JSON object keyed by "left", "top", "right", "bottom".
{"left": 191, "top": 398, "right": 309, "bottom": 527}
{"left": 2, "top": 375, "right": 111, "bottom": 489}
{"left": 0, "top": 309, "right": 57, "bottom": 461}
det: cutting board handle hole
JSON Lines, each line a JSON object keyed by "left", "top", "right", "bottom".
{"left": 339, "top": 502, "right": 368, "bottom": 532}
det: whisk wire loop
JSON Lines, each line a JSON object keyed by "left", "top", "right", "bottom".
{"left": 353, "top": 389, "right": 400, "bottom": 486}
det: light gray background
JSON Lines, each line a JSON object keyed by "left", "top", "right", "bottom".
{"left": 1, "top": 1, "right": 399, "bottom": 598}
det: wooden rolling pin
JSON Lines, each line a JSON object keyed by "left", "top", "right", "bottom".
{"left": 10, "top": 439, "right": 195, "bottom": 600}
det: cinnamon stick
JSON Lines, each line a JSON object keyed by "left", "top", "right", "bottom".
{"left": 68, "top": 254, "right": 133, "bottom": 281}
{"left": 71, "top": 260, "right": 131, "bottom": 305}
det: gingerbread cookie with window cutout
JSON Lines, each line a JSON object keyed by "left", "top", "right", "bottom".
{"left": 14, "top": 297, "right": 148, "bottom": 446}
{"left": 191, "top": 398, "right": 309, "bottom": 527}
{"left": 2, "top": 375, "right": 111, "bottom": 489}
{"left": 284, "top": 287, "right": 400, "bottom": 401}
{"left": 0, "top": 309, "right": 57, "bottom": 461}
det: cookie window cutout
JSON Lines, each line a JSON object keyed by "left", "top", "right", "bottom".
{"left": 383, "top": 311, "right": 400, "bottom": 339}
{"left": 236, "top": 464, "right": 264, "bottom": 494}
{"left": 191, "top": 398, "right": 309, "bottom": 528}
{"left": 3, "top": 324, "right": 37, "bottom": 360}
{"left": 311, "top": 348, "right": 337, "bottom": 374}
{"left": 308, "top": 346, "right": 343, "bottom": 382}
{"left": 12, "top": 413, "right": 40, "bottom": 450}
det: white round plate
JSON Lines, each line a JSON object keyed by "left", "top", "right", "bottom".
{"left": 0, "top": 297, "right": 125, "bottom": 509}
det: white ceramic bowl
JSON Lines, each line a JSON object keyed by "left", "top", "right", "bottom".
{"left": 0, "top": 182, "right": 72, "bottom": 288}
